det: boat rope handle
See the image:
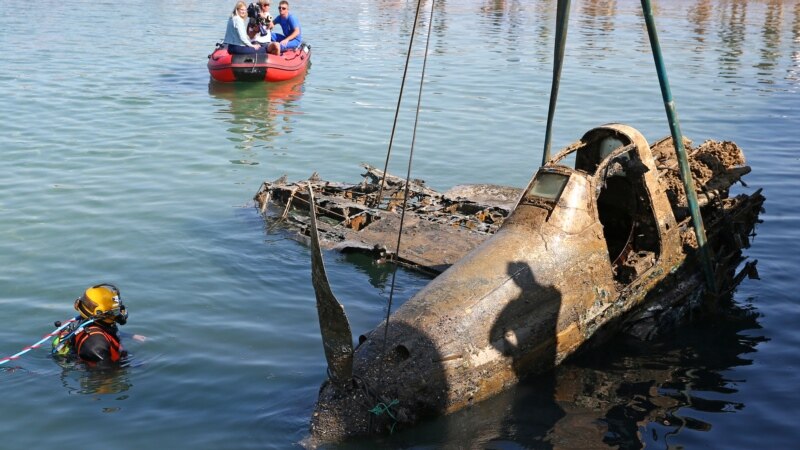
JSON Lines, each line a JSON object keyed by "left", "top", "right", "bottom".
{"left": 211, "top": 43, "right": 225, "bottom": 61}
{"left": 283, "top": 50, "right": 300, "bottom": 62}
{"left": 0, "top": 317, "right": 78, "bottom": 366}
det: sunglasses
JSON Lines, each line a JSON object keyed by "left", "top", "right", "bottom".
{"left": 261, "top": 4, "right": 270, "bottom": 7}
{"left": 279, "top": 6, "right": 287, "bottom": 10}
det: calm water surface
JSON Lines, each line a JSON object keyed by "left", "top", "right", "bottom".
{"left": 1, "top": 0, "right": 798, "bottom": 448}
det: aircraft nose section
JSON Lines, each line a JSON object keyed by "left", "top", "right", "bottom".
{"left": 311, "top": 320, "right": 451, "bottom": 441}
{"left": 310, "top": 377, "right": 375, "bottom": 442}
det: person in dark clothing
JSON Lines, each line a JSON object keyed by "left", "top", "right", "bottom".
{"left": 53, "top": 284, "right": 128, "bottom": 365}
{"left": 73, "top": 318, "right": 125, "bottom": 363}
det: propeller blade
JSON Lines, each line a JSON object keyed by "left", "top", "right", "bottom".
{"left": 307, "top": 185, "right": 354, "bottom": 382}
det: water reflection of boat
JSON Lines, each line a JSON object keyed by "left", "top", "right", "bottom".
{"left": 208, "top": 74, "right": 306, "bottom": 106}
{"left": 208, "top": 75, "right": 306, "bottom": 151}
{"left": 207, "top": 43, "right": 311, "bottom": 82}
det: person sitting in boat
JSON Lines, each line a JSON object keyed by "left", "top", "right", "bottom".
{"left": 267, "top": 0, "right": 302, "bottom": 55}
{"left": 52, "top": 284, "right": 128, "bottom": 365}
{"left": 249, "top": 0, "right": 273, "bottom": 45}
{"left": 223, "top": 1, "right": 264, "bottom": 54}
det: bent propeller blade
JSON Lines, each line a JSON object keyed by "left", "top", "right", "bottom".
{"left": 307, "top": 185, "right": 354, "bottom": 382}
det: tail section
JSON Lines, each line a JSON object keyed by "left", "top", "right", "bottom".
{"left": 308, "top": 185, "right": 354, "bottom": 382}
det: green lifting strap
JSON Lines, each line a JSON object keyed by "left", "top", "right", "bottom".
{"left": 541, "top": 0, "right": 571, "bottom": 166}
{"left": 640, "top": 0, "right": 716, "bottom": 292}
{"left": 540, "top": 0, "right": 716, "bottom": 293}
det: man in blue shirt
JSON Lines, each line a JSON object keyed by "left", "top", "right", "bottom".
{"left": 268, "top": 0, "right": 302, "bottom": 55}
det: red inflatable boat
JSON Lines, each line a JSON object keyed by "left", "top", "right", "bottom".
{"left": 207, "top": 43, "right": 311, "bottom": 82}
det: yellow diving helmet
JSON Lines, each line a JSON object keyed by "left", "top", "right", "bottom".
{"left": 74, "top": 283, "right": 128, "bottom": 325}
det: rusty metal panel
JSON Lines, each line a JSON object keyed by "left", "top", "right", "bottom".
{"left": 255, "top": 124, "right": 764, "bottom": 444}
{"left": 307, "top": 185, "right": 354, "bottom": 383}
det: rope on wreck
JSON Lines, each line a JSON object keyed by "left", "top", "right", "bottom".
{"left": 373, "top": 0, "right": 425, "bottom": 208}
{"left": 368, "top": 399, "right": 400, "bottom": 434}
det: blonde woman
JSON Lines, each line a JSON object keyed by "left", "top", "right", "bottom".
{"left": 223, "top": 1, "right": 263, "bottom": 54}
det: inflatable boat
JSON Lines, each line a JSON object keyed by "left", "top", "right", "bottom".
{"left": 207, "top": 43, "right": 311, "bottom": 82}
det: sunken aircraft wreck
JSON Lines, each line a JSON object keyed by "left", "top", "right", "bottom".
{"left": 255, "top": 123, "right": 764, "bottom": 443}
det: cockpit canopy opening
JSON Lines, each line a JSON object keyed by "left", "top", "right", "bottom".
{"left": 549, "top": 128, "right": 634, "bottom": 176}
{"left": 534, "top": 126, "right": 661, "bottom": 286}
{"left": 575, "top": 130, "right": 633, "bottom": 175}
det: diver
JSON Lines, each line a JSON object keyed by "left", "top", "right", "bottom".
{"left": 52, "top": 283, "right": 128, "bottom": 365}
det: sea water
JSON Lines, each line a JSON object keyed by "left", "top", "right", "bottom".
{"left": 0, "top": 0, "right": 798, "bottom": 448}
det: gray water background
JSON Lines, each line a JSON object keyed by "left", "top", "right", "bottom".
{"left": 1, "top": 0, "right": 798, "bottom": 448}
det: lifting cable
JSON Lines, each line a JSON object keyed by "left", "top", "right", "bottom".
{"left": 374, "top": 0, "right": 425, "bottom": 207}
{"left": 378, "top": 0, "right": 437, "bottom": 374}
{"left": 543, "top": 0, "right": 715, "bottom": 291}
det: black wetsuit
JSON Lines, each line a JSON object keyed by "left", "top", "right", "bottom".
{"left": 74, "top": 322, "right": 125, "bottom": 364}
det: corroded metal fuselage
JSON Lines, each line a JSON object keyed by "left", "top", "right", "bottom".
{"left": 308, "top": 124, "right": 758, "bottom": 443}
